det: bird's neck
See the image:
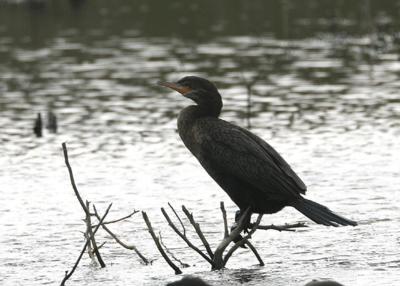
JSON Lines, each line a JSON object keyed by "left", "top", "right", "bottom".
{"left": 177, "top": 104, "right": 216, "bottom": 141}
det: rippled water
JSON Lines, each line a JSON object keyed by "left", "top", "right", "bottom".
{"left": 1, "top": 1, "right": 400, "bottom": 286}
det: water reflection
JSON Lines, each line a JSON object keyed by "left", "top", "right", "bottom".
{"left": 1, "top": 1, "right": 400, "bottom": 286}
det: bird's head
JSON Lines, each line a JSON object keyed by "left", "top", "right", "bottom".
{"left": 158, "top": 76, "right": 222, "bottom": 116}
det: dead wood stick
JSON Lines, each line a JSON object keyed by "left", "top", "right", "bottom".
{"left": 91, "top": 210, "right": 139, "bottom": 228}
{"left": 181, "top": 206, "right": 214, "bottom": 259}
{"left": 93, "top": 205, "right": 149, "bottom": 265}
{"left": 244, "top": 240, "right": 264, "bottom": 266}
{"left": 220, "top": 202, "right": 229, "bottom": 239}
{"left": 256, "top": 222, "right": 307, "bottom": 232}
{"left": 142, "top": 211, "right": 182, "bottom": 274}
{"left": 85, "top": 201, "right": 105, "bottom": 268}
{"left": 60, "top": 203, "right": 112, "bottom": 286}
{"left": 161, "top": 207, "right": 214, "bottom": 266}
{"left": 223, "top": 214, "right": 263, "bottom": 266}
{"left": 159, "top": 231, "right": 189, "bottom": 268}
{"left": 168, "top": 203, "right": 186, "bottom": 236}
{"left": 91, "top": 242, "right": 106, "bottom": 254}
{"left": 213, "top": 207, "right": 251, "bottom": 269}
{"left": 62, "top": 142, "right": 89, "bottom": 215}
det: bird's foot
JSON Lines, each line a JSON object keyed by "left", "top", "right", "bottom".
{"left": 235, "top": 209, "right": 252, "bottom": 233}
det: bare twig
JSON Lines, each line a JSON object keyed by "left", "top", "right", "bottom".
{"left": 256, "top": 222, "right": 307, "bottom": 232}
{"left": 60, "top": 203, "right": 112, "bottom": 286}
{"left": 62, "top": 142, "right": 88, "bottom": 216}
{"left": 91, "top": 242, "right": 106, "bottom": 254}
{"left": 142, "top": 211, "right": 182, "bottom": 275}
{"left": 168, "top": 203, "right": 186, "bottom": 236}
{"left": 182, "top": 206, "right": 214, "bottom": 259}
{"left": 223, "top": 214, "right": 263, "bottom": 266}
{"left": 161, "top": 207, "right": 214, "bottom": 266}
{"left": 83, "top": 232, "right": 94, "bottom": 259}
{"left": 91, "top": 210, "right": 139, "bottom": 228}
{"left": 93, "top": 205, "right": 149, "bottom": 265}
{"left": 220, "top": 202, "right": 229, "bottom": 239}
{"left": 159, "top": 231, "right": 190, "bottom": 268}
{"left": 244, "top": 240, "right": 264, "bottom": 266}
{"left": 86, "top": 201, "right": 105, "bottom": 268}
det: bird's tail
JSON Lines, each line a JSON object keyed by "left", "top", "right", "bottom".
{"left": 293, "top": 198, "right": 357, "bottom": 227}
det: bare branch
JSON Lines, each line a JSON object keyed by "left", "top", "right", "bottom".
{"left": 223, "top": 214, "right": 263, "bottom": 267}
{"left": 142, "top": 211, "right": 182, "bottom": 275}
{"left": 91, "top": 242, "right": 106, "bottom": 254}
{"left": 161, "top": 208, "right": 214, "bottom": 266}
{"left": 220, "top": 202, "right": 229, "bottom": 239}
{"left": 181, "top": 206, "right": 214, "bottom": 260}
{"left": 159, "top": 231, "right": 190, "bottom": 268}
{"left": 62, "top": 142, "right": 89, "bottom": 216}
{"left": 168, "top": 203, "right": 186, "bottom": 236}
{"left": 93, "top": 205, "right": 149, "bottom": 265}
{"left": 244, "top": 240, "right": 264, "bottom": 266}
{"left": 256, "top": 222, "right": 307, "bottom": 232}
{"left": 60, "top": 203, "right": 112, "bottom": 286}
{"left": 86, "top": 201, "right": 106, "bottom": 268}
{"left": 91, "top": 210, "right": 139, "bottom": 228}
{"left": 213, "top": 207, "right": 251, "bottom": 269}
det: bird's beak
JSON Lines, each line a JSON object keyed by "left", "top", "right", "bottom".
{"left": 158, "top": 81, "right": 192, "bottom": 95}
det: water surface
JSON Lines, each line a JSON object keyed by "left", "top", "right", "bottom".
{"left": 0, "top": 1, "right": 400, "bottom": 285}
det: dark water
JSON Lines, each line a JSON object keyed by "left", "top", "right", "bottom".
{"left": 0, "top": 1, "right": 400, "bottom": 285}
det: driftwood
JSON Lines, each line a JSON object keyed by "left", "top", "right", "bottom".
{"left": 60, "top": 142, "right": 148, "bottom": 285}
{"left": 160, "top": 202, "right": 306, "bottom": 271}
{"left": 60, "top": 203, "right": 112, "bottom": 286}
{"left": 142, "top": 211, "right": 183, "bottom": 274}
{"left": 60, "top": 142, "right": 307, "bottom": 279}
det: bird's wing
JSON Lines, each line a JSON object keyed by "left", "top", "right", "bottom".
{"left": 239, "top": 128, "right": 307, "bottom": 193}
{"left": 193, "top": 118, "right": 306, "bottom": 199}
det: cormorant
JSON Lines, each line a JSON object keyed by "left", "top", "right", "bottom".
{"left": 159, "top": 76, "right": 357, "bottom": 228}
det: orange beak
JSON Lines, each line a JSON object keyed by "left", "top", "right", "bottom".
{"left": 158, "top": 81, "right": 192, "bottom": 95}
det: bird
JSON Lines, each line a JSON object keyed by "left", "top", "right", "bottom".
{"left": 305, "top": 280, "right": 345, "bottom": 286}
{"left": 166, "top": 276, "right": 211, "bottom": 286}
{"left": 158, "top": 76, "right": 357, "bottom": 228}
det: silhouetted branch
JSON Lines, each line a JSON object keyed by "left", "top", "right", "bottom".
{"left": 60, "top": 203, "right": 112, "bottom": 286}
{"left": 142, "top": 211, "right": 182, "bottom": 274}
